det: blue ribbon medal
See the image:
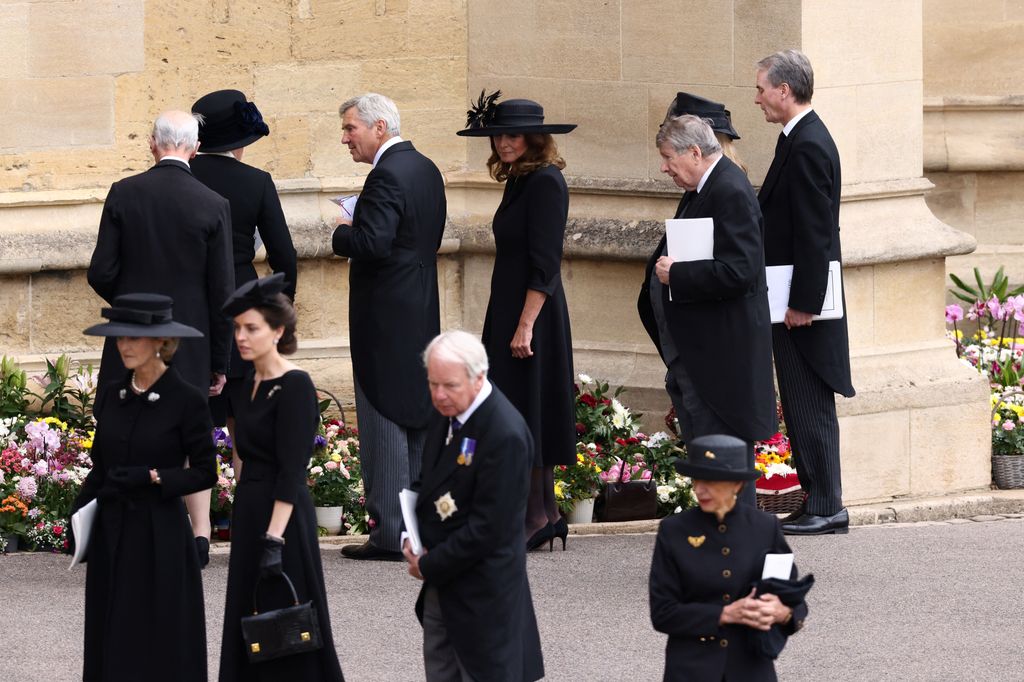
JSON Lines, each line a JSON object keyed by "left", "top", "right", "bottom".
{"left": 457, "top": 437, "right": 477, "bottom": 466}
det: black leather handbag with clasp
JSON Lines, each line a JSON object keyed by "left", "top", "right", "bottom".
{"left": 241, "top": 572, "right": 323, "bottom": 664}
{"left": 601, "top": 459, "right": 658, "bottom": 522}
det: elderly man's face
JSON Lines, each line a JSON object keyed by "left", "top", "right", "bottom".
{"left": 754, "top": 69, "right": 787, "bottom": 124}
{"left": 658, "top": 141, "right": 703, "bottom": 191}
{"left": 341, "top": 108, "right": 386, "bottom": 165}
{"left": 427, "top": 354, "right": 484, "bottom": 417}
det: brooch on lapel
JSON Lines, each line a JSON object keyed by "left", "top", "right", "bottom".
{"left": 119, "top": 389, "right": 127, "bottom": 400}
{"left": 688, "top": 535, "right": 706, "bottom": 548}
{"left": 456, "top": 437, "right": 476, "bottom": 466}
{"left": 267, "top": 385, "right": 282, "bottom": 399}
{"left": 147, "top": 392, "right": 160, "bottom": 402}
{"left": 434, "top": 492, "right": 457, "bottom": 521}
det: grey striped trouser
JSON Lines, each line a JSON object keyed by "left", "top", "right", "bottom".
{"left": 771, "top": 324, "right": 843, "bottom": 516}
{"left": 354, "top": 377, "right": 426, "bottom": 552}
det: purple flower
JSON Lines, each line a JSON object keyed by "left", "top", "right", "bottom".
{"left": 17, "top": 476, "right": 37, "bottom": 500}
{"left": 313, "top": 435, "right": 327, "bottom": 448}
{"left": 32, "top": 460, "right": 48, "bottom": 477}
{"left": 987, "top": 296, "right": 1004, "bottom": 321}
{"left": 945, "top": 304, "right": 964, "bottom": 324}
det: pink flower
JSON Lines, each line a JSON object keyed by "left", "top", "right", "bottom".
{"left": 944, "top": 304, "right": 964, "bottom": 323}
{"left": 16, "top": 476, "right": 37, "bottom": 500}
{"left": 988, "top": 296, "right": 1004, "bottom": 321}
{"left": 324, "top": 461, "right": 339, "bottom": 471}
{"left": 1003, "top": 421, "right": 1015, "bottom": 431}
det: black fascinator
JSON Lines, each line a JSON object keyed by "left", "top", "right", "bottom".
{"left": 222, "top": 273, "right": 291, "bottom": 317}
{"left": 464, "top": 89, "right": 502, "bottom": 131}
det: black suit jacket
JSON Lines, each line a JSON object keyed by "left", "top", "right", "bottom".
{"left": 649, "top": 504, "right": 808, "bottom": 682}
{"left": 332, "top": 141, "right": 446, "bottom": 428}
{"left": 87, "top": 160, "right": 234, "bottom": 391}
{"left": 191, "top": 154, "right": 297, "bottom": 379}
{"left": 758, "top": 111, "right": 855, "bottom": 397}
{"left": 637, "top": 156, "right": 777, "bottom": 441}
{"left": 413, "top": 385, "right": 544, "bottom": 682}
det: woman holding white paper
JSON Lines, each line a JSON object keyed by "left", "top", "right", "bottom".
{"left": 649, "top": 434, "right": 809, "bottom": 681}
{"left": 72, "top": 294, "right": 217, "bottom": 682}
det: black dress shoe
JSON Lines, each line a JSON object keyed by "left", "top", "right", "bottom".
{"left": 340, "top": 541, "right": 404, "bottom": 561}
{"left": 782, "top": 508, "right": 850, "bottom": 535}
{"left": 780, "top": 504, "right": 807, "bottom": 524}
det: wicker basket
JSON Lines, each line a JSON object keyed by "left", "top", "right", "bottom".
{"left": 755, "top": 472, "right": 805, "bottom": 515}
{"left": 992, "top": 454, "right": 1024, "bottom": 489}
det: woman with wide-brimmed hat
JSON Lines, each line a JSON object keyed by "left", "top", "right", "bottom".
{"left": 216, "top": 273, "right": 344, "bottom": 682}
{"left": 71, "top": 294, "right": 217, "bottom": 682}
{"left": 648, "top": 434, "right": 811, "bottom": 681}
{"left": 457, "top": 93, "right": 578, "bottom": 552}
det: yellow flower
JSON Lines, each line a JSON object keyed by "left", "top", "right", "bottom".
{"left": 80, "top": 429, "right": 95, "bottom": 449}
{"left": 576, "top": 453, "right": 585, "bottom": 464}
{"left": 40, "top": 416, "right": 68, "bottom": 431}
{"left": 331, "top": 453, "right": 342, "bottom": 463}
{"left": 595, "top": 466, "right": 602, "bottom": 473}
{"left": 554, "top": 480, "right": 565, "bottom": 499}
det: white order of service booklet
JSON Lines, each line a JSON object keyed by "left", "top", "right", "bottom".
{"left": 766, "top": 260, "right": 844, "bottom": 323}
{"left": 68, "top": 498, "right": 97, "bottom": 570}
{"left": 399, "top": 488, "right": 424, "bottom": 556}
{"left": 665, "top": 218, "right": 714, "bottom": 263}
{"left": 762, "top": 552, "right": 795, "bottom": 580}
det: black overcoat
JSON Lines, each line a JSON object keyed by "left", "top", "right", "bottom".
{"left": 414, "top": 384, "right": 544, "bottom": 682}
{"left": 332, "top": 141, "right": 446, "bottom": 428}
{"left": 757, "top": 111, "right": 855, "bottom": 397}
{"left": 72, "top": 368, "right": 218, "bottom": 682}
{"left": 649, "top": 503, "right": 808, "bottom": 682}
{"left": 87, "top": 160, "right": 235, "bottom": 392}
{"left": 482, "top": 164, "right": 576, "bottom": 467}
{"left": 637, "top": 156, "right": 777, "bottom": 442}
{"left": 219, "top": 370, "right": 344, "bottom": 682}
{"left": 191, "top": 153, "right": 297, "bottom": 381}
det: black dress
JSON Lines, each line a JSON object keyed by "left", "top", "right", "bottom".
{"left": 481, "top": 164, "right": 576, "bottom": 467}
{"left": 648, "top": 503, "right": 808, "bottom": 681}
{"left": 219, "top": 369, "right": 344, "bottom": 682}
{"left": 73, "top": 368, "right": 217, "bottom": 682}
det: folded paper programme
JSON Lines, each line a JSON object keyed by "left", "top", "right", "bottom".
{"left": 69, "top": 498, "right": 97, "bottom": 570}
{"left": 761, "top": 552, "right": 794, "bottom": 580}
{"left": 766, "top": 260, "right": 844, "bottom": 323}
{"left": 665, "top": 218, "right": 714, "bottom": 262}
{"left": 399, "top": 488, "right": 423, "bottom": 556}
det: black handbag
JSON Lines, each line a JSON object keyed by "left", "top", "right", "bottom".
{"left": 241, "top": 572, "right": 323, "bottom": 664}
{"left": 601, "top": 460, "right": 658, "bottom": 522}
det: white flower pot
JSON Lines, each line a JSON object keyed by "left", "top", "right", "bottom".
{"left": 567, "top": 498, "right": 595, "bottom": 525}
{"left": 315, "top": 505, "right": 345, "bottom": 535}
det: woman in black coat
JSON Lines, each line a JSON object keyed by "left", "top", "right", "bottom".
{"left": 649, "top": 435, "right": 809, "bottom": 682}
{"left": 74, "top": 294, "right": 218, "bottom": 682}
{"left": 457, "top": 94, "right": 578, "bottom": 551}
{"left": 217, "top": 273, "right": 344, "bottom": 682}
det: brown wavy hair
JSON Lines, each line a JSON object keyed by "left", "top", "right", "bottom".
{"left": 486, "top": 133, "right": 566, "bottom": 182}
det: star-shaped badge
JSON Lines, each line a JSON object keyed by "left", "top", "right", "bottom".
{"left": 435, "top": 491, "right": 457, "bottom": 521}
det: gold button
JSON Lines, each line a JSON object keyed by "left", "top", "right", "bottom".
{"left": 719, "top": 639, "right": 729, "bottom": 648}
{"left": 699, "top": 637, "right": 706, "bottom": 642}
{"left": 250, "top": 643, "right": 261, "bottom": 654}
{"left": 722, "top": 547, "right": 731, "bottom": 556}
{"left": 722, "top": 593, "right": 731, "bottom": 602}
{"left": 709, "top": 636, "right": 716, "bottom": 640}
{"left": 722, "top": 569, "right": 732, "bottom": 578}
{"left": 718, "top": 524, "right": 727, "bottom": 532}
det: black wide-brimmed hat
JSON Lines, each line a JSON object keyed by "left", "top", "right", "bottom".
{"left": 457, "top": 91, "right": 576, "bottom": 137}
{"left": 192, "top": 89, "right": 270, "bottom": 153}
{"left": 222, "top": 272, "right": 290, "bottom": 317}
{"left": 665, "top": 92, "right": 741, "bottom": 140}
{"left": 83, "top": 294, "right": 203, "bottom": 338}
{"left": 674, "top": 434, "right": 760, "bottom": 481}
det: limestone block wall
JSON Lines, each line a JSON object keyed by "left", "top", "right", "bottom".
{"left": 923, "top": 0, "right": 1024, "bottom": 286}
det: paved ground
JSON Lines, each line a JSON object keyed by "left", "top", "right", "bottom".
{"left": 2, "top": 515, "right": 1024, "bottom": 681}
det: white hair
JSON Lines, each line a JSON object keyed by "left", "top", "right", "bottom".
{"left": 339, "top": 93, "right": 401, "bottom": 136}
{"left": 152, "top": 112, "right": 201, "bottom": 151}
{"left": 422, "top": 330, "right": 489, "bottom": 380}
{"left": 656, "top": 114, "right": 722, "bottom": 157}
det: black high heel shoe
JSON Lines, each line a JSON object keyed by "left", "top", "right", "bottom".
{"left": 526, "top": 522, "right": 554, "bottom": 551}
{"left": 552, "top": 517, "right": 568, "bottom": 551}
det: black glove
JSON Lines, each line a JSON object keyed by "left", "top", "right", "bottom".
{"left": 63, "top": 522, "right": 77, "bottom": 557}
{"left": 107, "top": 466, "right": 152, "bottom": 492}
{"left": 259, "top": 535, "right": 284, "bottom": 579}
{"left": 195, "top": 536, "right": 210, "bottom": 569}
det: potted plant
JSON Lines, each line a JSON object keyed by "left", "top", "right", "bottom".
{"left": 210, "top": 431, "right": 236, "bottom": 540}
{"left": 554, "top": 443, "right": 603, "bottom": 524}
{"left": 991, "top": 388, "right": 1024, "bottom": 488}
{"left": 308, "top": 419, "right": 360, "bottom": 534}
{"left": 0, "top": 494, "right": 29, "bottom": 553}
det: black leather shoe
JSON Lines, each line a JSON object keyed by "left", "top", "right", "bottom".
{"left": 340, "top": 541, "right": 404, "bottom": 561}
{"left": 782, "top": 508, "right": 850, "bottom": 535}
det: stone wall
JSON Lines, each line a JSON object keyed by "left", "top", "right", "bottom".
{"left": 0, "top": 1, "right": 993, "bottom": 504}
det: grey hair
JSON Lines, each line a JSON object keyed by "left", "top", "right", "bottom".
{"left": 757, "top": 49, "right": 814, "bottom": 104}
{"left": 422, "top": 330, "right": 489, "bottom": 381}
{"left": 656, "top": 115, "right": 722, "bottom": 157}
{"left": 339, "top": 93, "right": 401, "bottom": 136}
{"left": 151, "top": 112, "right": 201, "bottom": 151}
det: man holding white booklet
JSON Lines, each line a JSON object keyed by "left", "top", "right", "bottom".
{"left": 638, "top": 113, "right": 777, "bottom": 507}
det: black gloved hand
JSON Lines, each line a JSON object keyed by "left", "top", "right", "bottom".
{"left": 259, "top": 534, "right": 284, "bottom": 579}
{"left": 195, "top": 536, "right": 210, "bottom": 569}
{"left": 107, "top": 466, "right": 152, "bottom": 492}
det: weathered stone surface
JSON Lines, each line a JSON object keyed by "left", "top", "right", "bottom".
{"left": 0, "top": 275, "right": 30, "bottom": 352}
{"left": 27, "top": 270, "right": 105, "bottom": 353}
{"left": 0, "top": 77, "right": 115, "bottom": 153}
{"left": 621, "top": 1, "right": 733, "bottom": 85}
{"left": 0, "top": 4, "right": 28, "bottom": 80}
{"left": 28, "top": 0, "right": 144, "bottom": 78}
{"left": 255, "top": 63, "right": 362, "bottom": 117}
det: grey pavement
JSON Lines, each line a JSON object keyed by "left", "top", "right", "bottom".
{"left": 2, "top": 516, "right": 1024, "bottom": 681}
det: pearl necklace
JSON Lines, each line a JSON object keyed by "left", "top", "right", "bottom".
{"left": 130, "top": 372, "right": 147, "bottom": 394}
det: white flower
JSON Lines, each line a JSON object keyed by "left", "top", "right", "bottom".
{"left": 577, "top": 373, "right": 594, "bottom": 385}
{"left": 656, "top": 485, "right": 674, "bottom": 503}
{"left": 610, "top": 398, "right": 631, "bottom": 429}
{"left": 310, "top": 465, "right": 323, "bottom": 475}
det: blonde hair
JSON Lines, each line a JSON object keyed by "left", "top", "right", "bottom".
{"left": 486, "top": 133, "right": 565, "bottom": 182}
{"left": 718, "top": 134, "right": 747, "bottom": 175}
{"left": 157, "top": 338, "right": 180, "bottom": 363}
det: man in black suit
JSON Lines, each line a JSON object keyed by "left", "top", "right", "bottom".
{"left": 755, "top": 49, "right": 856, "bottom": 535}
{"left": 402, "top": 330, "right": 543, "bottom": 682}
{"left": 637, "top": 114, "right": 777, "bottom": 507}
{"left": 333, "top": 93, "right": 447, "bottom": 560}
{"left": 88, "top": 110, "right": 234, "bottom": 564}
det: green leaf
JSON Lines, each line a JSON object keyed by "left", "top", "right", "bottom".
{"left": 949, "top": 272, "right": 979, "bottom": 298}
{"left": 950, "top": 291, "right": 976, "bottom": 304}
{"left": 974, "top": 267, "right": 987, "bottom": 299}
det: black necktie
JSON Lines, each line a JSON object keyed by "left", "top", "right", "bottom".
{"left": 775, "top": 131, "right": 787, "bottom": 156}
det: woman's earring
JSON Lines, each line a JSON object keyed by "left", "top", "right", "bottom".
{"left": 273, "top": 338, "right": 280, "bottom": 345}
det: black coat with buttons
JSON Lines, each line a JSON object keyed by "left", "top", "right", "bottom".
{"left": 649, "top": 502, "right": 807, "bottom": 681}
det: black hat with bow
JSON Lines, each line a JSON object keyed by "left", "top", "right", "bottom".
{"left": 222, "top": 272, "right": 291, "bottom": 318}
{"left": 457, "top": 90, "right": 576, "bottom": 137}
{"left": 83, "top": 294, "right": 203, "bottom": 338}
{"left": 665, "top": 92, "right": 741, "bottom": 140}
{"left": 192, "top": 89, "right": 270, "bottom": 153}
